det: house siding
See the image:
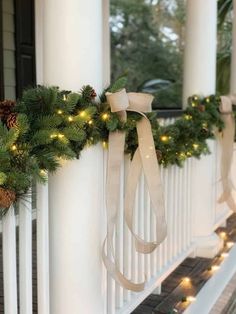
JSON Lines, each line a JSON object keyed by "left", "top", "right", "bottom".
{"left": 2, "top": 0, "right": 16, "bottom": 99}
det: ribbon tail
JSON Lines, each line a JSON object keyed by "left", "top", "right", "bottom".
{"left": 102, "top": 238, "right": 145, "bottom": 292}
{"left": 103, "top": 131, "right": 146, "bottom": 291}
{"left": 218, "top": 113, "right": 236, "bottom": 211}
{"left": 124, "top": 117, "right": 167, "bottom": 254}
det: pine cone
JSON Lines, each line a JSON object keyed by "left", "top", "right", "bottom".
{"left": 198, "top": 104, "right": 205, "bottom": 112}
{"left": 0, "top": 187, "right": 16, "bottom": 209}
{"left": 81, "top": 85, "right": 97, "bottom": 101}
{"left": 0, "top": 100, "right": 15, "bottom": 120}
{"left": 6, "top": 113, "right": 18, "bottom": 128}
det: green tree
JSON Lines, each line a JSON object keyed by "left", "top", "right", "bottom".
{"left": 110, "top": 0, "right": 185, "bottom": 108}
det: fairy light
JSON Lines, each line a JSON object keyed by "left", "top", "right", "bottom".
{"left": 219, "top": 231, "right": 227, "bottom": 240}
{"left": 79, "top": 111, "right": 86, "bottom": 118}
{"left": 160, "top": 135, "right": 169, "bottom": 142}
{"left": 50, "top": 134, "right": 57, "bottom": 139}
{"left": 102, "top": 141, "right": 108, "bottom": 149}
{"left": 186, "top": 296, "right": 196, "bottom": 303}
{"left": 226, "top": 241, "right": 234, "bottom": 248}
{"left": 102, "top": 113, "right": 109, "bottom": 121}
{"left": 221, "top": 252, "right": 229, "bottom": 258}
{"left": 202, "top": 122, "right": 208, "bottom": 128}
{"left": 68, "top": 116, "right": 73, "bottom": 122}
{"left": 184, "top": 114, "right": 192, "bottom": 120}
{"left": 40, "top": 169, "right": 47, "bottom": 176}
{"left": 63, "top": 94, "right": 67, "bottom": 101}
{"left": 187, "top": 152, "right": 192, "bottom": 157}
{"left": 58, "top": 133, "right": 65, "bottom": 139}
{"left": 193, "top": 143, "right": 199, "bottom": 150}
{"left": 57, "top": 109, "right": 63, "bottom": 115}
{"left": 210, "top": 265, "right": 220, "bottom": 272}
{"left": 182, "top": 277, "right": 191, "bottom": 284}
{"left": 88, "top": 120, "right": 93, "bottom": 125}
{"left": 206, "top": 97, "right": 210, "bottom": 103}
{"left": 11, "top": 144, "right": 17, "bottom": 151}
{"left": 179, "top": 152, "right": 186, "bottom": 159}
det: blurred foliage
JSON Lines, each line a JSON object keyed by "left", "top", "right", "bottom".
{"left": 110, "top": 0, "right": 185, "bottom": 109}
{"left": 217, "top": 0, "right": 233, "bottom": 95}
{"left": 110, "top": 0, "right": 234, "bottom": 104}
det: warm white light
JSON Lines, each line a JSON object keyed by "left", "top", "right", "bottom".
{"left": 186, "top": 296, "right": 196, "bottom": 302}
{"left": 211, "top": 265, "right": 220, "bottom": 271}
{"left": 227, "top": 241, "right": 234, "bottom": 248}
{"left": 183, "top": 277, "right": 191, "bottom": 284}
{"left": 79, "top": 111, "right": 86, "bottom": 118}
{"left": 63, "top": 94, "right": 67, "bottom": 101}
{"left": 221, "top": 252, "right": 229, "bottom": 258}
{"left": 102, "top": 113, "right": 109, "bottom": 120}
{"left": 219, "top": 231, "right": 227, "bottom": 239}
{"left": 58, "top": 134, "right": 65, "bottom": 139}
{"left": 68, "top": 116, "right": 73, "bottom": 122}
{"left": 11, "top": 144, "right": 17, "bottom": 151}
{"left": 57, "top": 109, "right": 63, "bottom": 115}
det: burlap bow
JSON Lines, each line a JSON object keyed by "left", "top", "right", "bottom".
{"left": 102, "top": 89, "right": 167, "bottom": 291}
{"left": 218, "top": 95, "right": 236, "bottom": 211}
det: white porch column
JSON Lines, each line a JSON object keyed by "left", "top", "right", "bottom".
{"left": 40, "top": 1, "right": 109, "bottom": 313}
{"left": 183, "top": 0, "right": 223, "bottom": 257}
{"left": 231, "top": 0, "right": 236, "bottom": 93}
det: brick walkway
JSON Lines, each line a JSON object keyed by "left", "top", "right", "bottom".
{"left": 133, "top": 214, "right": 236, "bottom": 314}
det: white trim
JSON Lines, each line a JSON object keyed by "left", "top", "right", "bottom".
{"left": 184, "top": 244, "right": 236, "bottom": 314}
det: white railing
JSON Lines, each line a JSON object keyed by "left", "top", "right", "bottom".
{"left": 0, "top": 126, "right": 233, "bottom": 314}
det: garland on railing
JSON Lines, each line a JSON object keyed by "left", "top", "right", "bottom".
{"left": 0, "top": 77, "right": 226, "bottom": 212}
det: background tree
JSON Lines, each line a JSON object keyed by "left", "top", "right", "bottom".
{"left": 110, "top": 0, "right": 234, "bottom": 106}
{"left": 110, "top": 0, "right": 185, "bottom": 108}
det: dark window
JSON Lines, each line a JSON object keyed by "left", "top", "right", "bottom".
{"left": 0, "top": 0, "right": 4, "bottom": 100}
{"left": 15, "top": 0, "right": 36, "bottom": 98}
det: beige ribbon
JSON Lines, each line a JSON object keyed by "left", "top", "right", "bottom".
{"left": 218, "top": 95, "right": 236, "bottom": 211}
{"left": 102, "top": 89, "right": 167, "bottom": 291}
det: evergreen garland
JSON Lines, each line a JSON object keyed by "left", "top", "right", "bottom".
{"left": 0, "top": 77, "right": 226, "bottom": 212}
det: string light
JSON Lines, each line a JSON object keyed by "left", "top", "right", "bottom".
{"left": 226, "top": 241, "right": 234, "bottom": 248}
{"left": 184, "top": 114, "right": 192, "bottom": 120}
{"left": 79, "top": 111, "right": 86, "bottom": 118}
{"left": 63, "top": 94, "right": 67, "bottom": 101}
{"left": 187, "top": 152, "right": 192, "bottom": 157}
{"left": 57, "top": 109, "right": 63, "bottom": 115}
{"left": 102, "top": 141, "right": 108, "bottom": 149}
{"left": 193, "top": 143, "right": 199, "bottom": 150}
{"left": 221, "top": 252, "right": 229, "bottom": 258}
{"left": 58, "top": 134, "right": 65, "bottom": 139}
{"left": 88, "top": 120, "right": 93, "bottom": 125}
{"left": 68, "top": 116, "right": 73, "bottom": 122}
{"left": 219, "top": 231, "right": 227, "bottom": 240}
{"left": 160, "top": 135, "right": 169, "bottom": 142}
{"left": 183, "top": 277, "right": 191, "bottom": 283}
{"left": 206, "top": 97, "right": 210, "bottom": 103}
{"left": 40, "top": 169, "right": 47, "bottom": 176}
{"left": 186, "top": 296, "right": 196, "bottom": 302}
{"left": 210, "top": 265, "right": 220, "bottom": 272}
{"left": 50, "top": 134, "right": 57, "bottom": 139}
{"left": 102, "top": 113, "right": 109, "bottom": 121}
{"left": 11, "top": 144, "right": 17, "bottom": 151}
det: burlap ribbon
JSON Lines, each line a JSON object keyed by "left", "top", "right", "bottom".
{"left": 102, "top": 89, "right": 167, "bottom": 291}
{"left": 218, "top": 95, "right": 236, "bottom": 211}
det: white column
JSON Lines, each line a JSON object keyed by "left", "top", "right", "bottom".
{"left": 231, "top": 0, "right": 236, "bottom": 93}
{"left": 183, "top": 0, "right": 217, "bottom": 103}
{"left": 183, "top": 0, "right": 223, "bottom": 258}
{"left": 40, "top": 1, "right": 108, "bottom": 313}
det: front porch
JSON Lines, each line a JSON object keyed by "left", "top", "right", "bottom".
{"left": 0, "top": 0, "right": 236, "bottom": 314}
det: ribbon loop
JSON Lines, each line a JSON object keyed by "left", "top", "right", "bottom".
{"left": 102, "top": 89, "right": 167, "bottom": 291}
